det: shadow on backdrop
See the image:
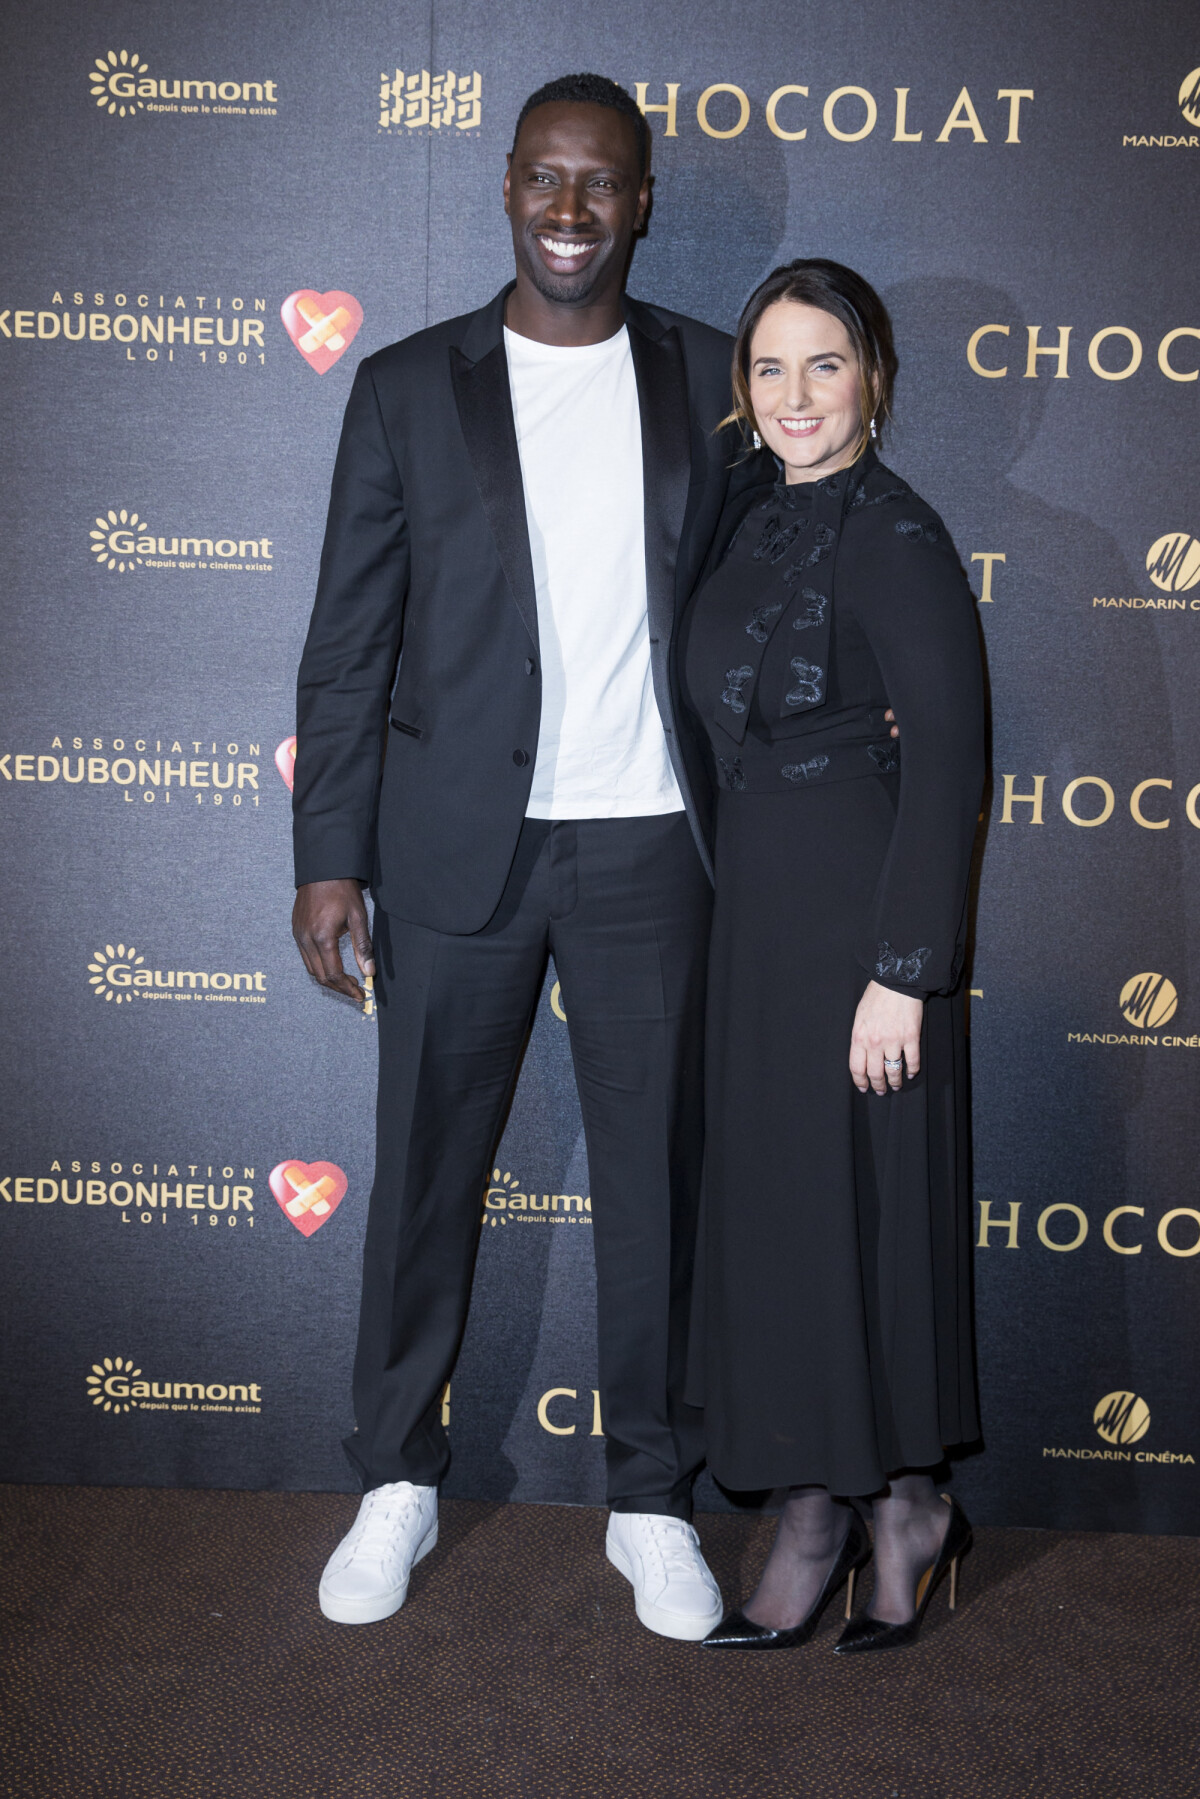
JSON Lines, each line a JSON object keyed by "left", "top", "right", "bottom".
{"left": 632, "top": 91, "right": 789, "bottom": 334}
{"left": 886, "top": 278, "right": 1182, "bottom": 1528}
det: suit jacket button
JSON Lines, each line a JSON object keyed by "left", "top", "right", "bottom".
{"left": 525, "top": 658, "right": 536, "bottom": 675}
{"left": 513, "top": 749, "right": 530, "bottom": 767}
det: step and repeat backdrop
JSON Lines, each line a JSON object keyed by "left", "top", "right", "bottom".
{"left": 2, "top": 0, "right": 1198, "bottom": 1533}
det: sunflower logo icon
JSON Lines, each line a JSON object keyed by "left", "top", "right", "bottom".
{"left": 485, "top": 1168, "right": 522, "bottom": 1226}
{"left": 90, "top": 51, "right": 149, "bottom": 117}
{"left": 88, "top": 944, "right": 144, "bottom": 1004}
{"left": 87, "top": 1357, "right": 142, "bottom": 1414}
{"left": 90, "top": 511, "right": 149, "bottom": 574}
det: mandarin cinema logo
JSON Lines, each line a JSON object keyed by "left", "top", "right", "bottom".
{"left": 1065, "top": 973, "right": 1192, "bottom": 1051}
{"left": 87, "top": 1355, "right": 262, "bottom": 1415}
{"left": 87, "top": 941, "right": 267, "bottom": 1007}
{"left": 1093, "top": 532, "right": 1200, "bottom": 613}
{"left": 89, "top": 49, "right": 279, "bottom": 118}
{"left": 1042, "top": 1392, "right": 1192, "bottom": 1467}
{"left": 1146, "top": 532, "right": 1200, "bottom": 593}
{"left": 1183, "top": 68, "right": 1200, "bottom": 127}
{"left": 90, "top": 508, "right": 273, "bottom": 574}
{"left": 1094, "top": 1391, "right": 1150, "bottom": 1447}
{"left": 1122, "top": 67, "right": 1200, "bottom": 148}
{"left": 1118, "top": 973, "right": 1178, "bottom": 1030}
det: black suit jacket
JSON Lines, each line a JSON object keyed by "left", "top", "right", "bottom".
{"left": 293, "top": 282, "right": 757, "bottom": 933}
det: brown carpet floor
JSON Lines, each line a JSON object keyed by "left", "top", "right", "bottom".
{"left": 1, "top": 1487, "right": 1197, "bottom": 1799}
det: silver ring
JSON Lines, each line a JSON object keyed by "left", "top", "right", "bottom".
{"left": 883, "top": 1057, "right": 903, "bottom": 1071}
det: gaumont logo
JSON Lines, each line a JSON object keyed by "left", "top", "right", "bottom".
{"left": 2, "top": 736, "right": 264, "bottom": 806}
{"left": 1122, "top": 68, "right": 1200, "bottom": 148}
{"left": 89, "top": 49, "right": 279, "bottom": 118}
{"left": 484, "top": 1167, "right": 592, "bottom": 1229}
{"left": 280, "top": 291, "right": 363, "bottom": 374}
{"left": 90, "top": 508, "right": 273, "bottom": 574}
{"left": 968, "top": 322, "right": 1200, "bottom": 384}
{"left": 88, "top": 1355, "right": 141, "bottom": 1412}
{"left": 632, "top": 80, "right": 1032, "bottom": 146}
{"left": 87, "top": 941, "right": 267, "bottom": 1007}
{"left": 87, "top": 1354, "right": 262, "bottom": 1415}
{"left": 1042, "top": 1392, "right": 1192, "bottom": 1466}
{"left": 270, "top": 1160, "right": 348, "bottom": 1236}
{"left": 379, "top": 68, "right": 482, "bottom": 133}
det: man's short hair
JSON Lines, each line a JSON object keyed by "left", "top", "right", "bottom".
{"left": 511, "top": 74, "right": 649, "bottom": 174}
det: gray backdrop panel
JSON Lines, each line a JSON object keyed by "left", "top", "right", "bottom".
{"left": 2, "top": 0, "right": 1198, "bottom": 1531}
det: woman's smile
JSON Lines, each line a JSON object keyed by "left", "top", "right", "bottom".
{"left": 773, "top": 415, "right": 824, "bottom": 438}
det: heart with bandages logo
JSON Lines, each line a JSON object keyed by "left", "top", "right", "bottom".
{"left": 269, "top": 1160, "right": 348, "bottom": 1236}
{"left": 281, "top": 290, "right": 363, "bottom": 374}
{"left": 275, "top": 735, "right": 296, "bottom": 792}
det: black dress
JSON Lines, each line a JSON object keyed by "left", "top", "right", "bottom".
{"left": 682, "top": 449, "right": 985, "bottom": 1496}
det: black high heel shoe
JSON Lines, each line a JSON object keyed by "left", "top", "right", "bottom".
{"left": 834, "top": 1493, "right": 972, "bottom": 1654}
{"left": 701, "top": 1511, "right": 871, "bottom": 1651}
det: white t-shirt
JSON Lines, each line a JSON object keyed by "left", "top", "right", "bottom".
{"left": 504, "top": 325, "right": 684, "bottom": 820}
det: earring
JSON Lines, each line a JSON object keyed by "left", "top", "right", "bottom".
{"left": 870, "top": 418, "right": 877, "bottom": 440}
{"left": 752, "top": 429, "right": 762, "bottom": 450}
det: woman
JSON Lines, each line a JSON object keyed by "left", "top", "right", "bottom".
{"left": 683, "top": 260, "right": 984, "bottom": 1653}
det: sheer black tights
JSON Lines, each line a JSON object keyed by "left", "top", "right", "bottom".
{"left": 742, "top": 1486, "right": 852, "bottom": 1630}
{"left": 742, "top": 1473, "right": 950, "bottom": 1631}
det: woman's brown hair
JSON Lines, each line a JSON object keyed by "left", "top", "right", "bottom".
{"left": 725, "top": 259, "right": 898, "bottom": 464}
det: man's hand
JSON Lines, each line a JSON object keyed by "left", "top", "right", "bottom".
{"left": 293, "top": 879, "right": 375, "bottom": 1003}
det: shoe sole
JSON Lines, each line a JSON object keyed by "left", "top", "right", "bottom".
{"left": 318, "top": 1521, "right": 438, "bottom": 1625}
{"left": 605, "top": 1535, "right": 722, "bottom": 1643}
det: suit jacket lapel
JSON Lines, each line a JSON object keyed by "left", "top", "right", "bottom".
{"left": 450, "top": 290, "right": 693, "bottom": 655}
{"left": 627, "top": 309, "right": 692, "bottom": 646}
{"left": 450, "top": 289, "right": 539, "bottom": 649}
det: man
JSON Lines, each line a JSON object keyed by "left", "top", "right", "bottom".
{"left": 292, "top": 74, "right": 754, "bottom": 1641}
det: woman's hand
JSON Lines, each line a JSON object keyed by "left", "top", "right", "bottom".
{"left": 849, "top": 980, "right": 924, "bottom": 1095}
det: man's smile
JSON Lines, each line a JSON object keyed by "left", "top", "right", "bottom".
{"left": 534, "top": 233, "right": 603, "bottom": 274}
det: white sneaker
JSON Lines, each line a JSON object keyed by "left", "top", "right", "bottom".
{"left": 606, "top": 1512, "right": 723, "bottom": 1642}
{"left": 318, "top": 1481, "right": 438, "bottom": 1624}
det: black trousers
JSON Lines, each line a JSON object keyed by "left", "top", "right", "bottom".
{"left": 345, "top": 813, "right": 712, "bottom": 1519}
